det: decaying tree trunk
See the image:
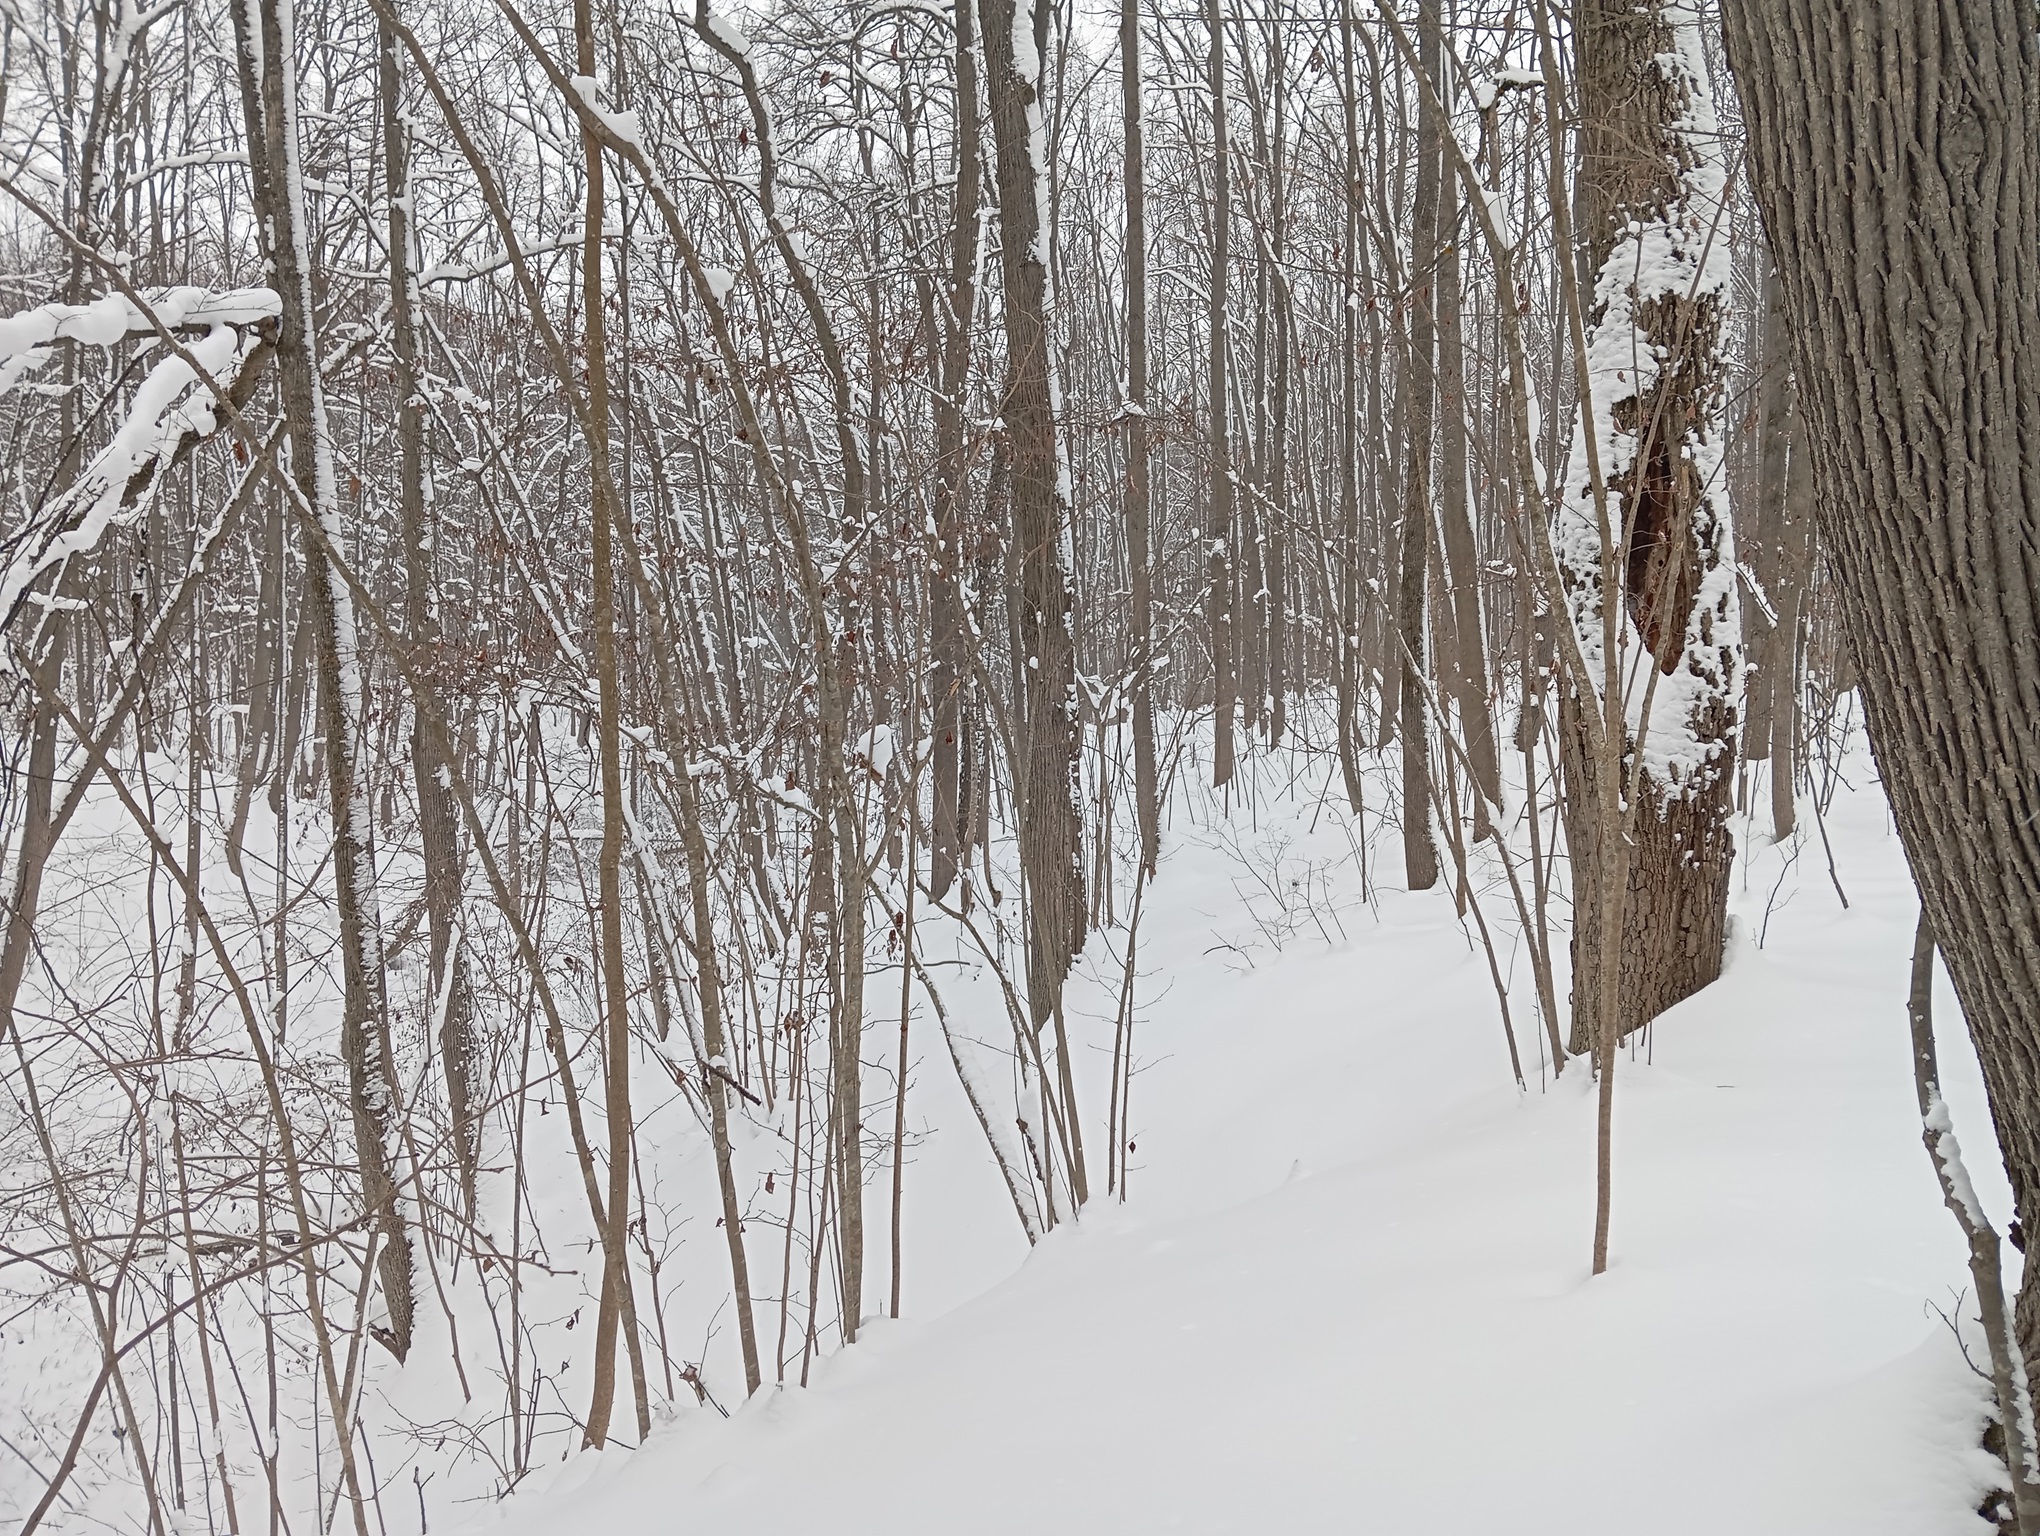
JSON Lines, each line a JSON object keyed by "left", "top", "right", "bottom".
{"left": 1722, "top": 0, "right": 2040, "bottom": 1375}
{"left": 1560, "top": 0, "right": 1741, "bottom": 1054}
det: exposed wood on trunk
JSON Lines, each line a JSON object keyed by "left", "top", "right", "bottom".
{"left": 1560, "top": 0, "right": 1740, "bottom": 1054}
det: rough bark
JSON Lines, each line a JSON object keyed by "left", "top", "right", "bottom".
{"left": 1560, "top": 0, "right": 1740, "bottom": 1053}
{"left": 1720, "top": 0, "right": 2040, "bottom": 1372}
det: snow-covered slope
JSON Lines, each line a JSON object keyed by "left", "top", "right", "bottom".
{"left": 452, "top": 763, "right": 2006, "bottom": 1536}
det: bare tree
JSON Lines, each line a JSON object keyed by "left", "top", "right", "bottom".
{"left": 378, "top": 0, "right": 478, "bottom": 1213}
{"left": 928, "top": 0, "right": 985, "bottom": 903}
{"left": 1203, "top": 0, "right": 1236, "bottom": 790}
{"left": 1396, "top": 0, "right": 1443, "bottom": 892}
{"left": 233, "top": 0, "right": 416, "bottom": 1363}
{"left": 982, "top": 0, "right": 1089, "bottom": 1060}
{"left": 0, "top": 0, "right": 1963, "bottom": 1523}
{"left": 1122, "top": 0, "right": 1160, "bottom": 876}
{"left": 573, "top": 0, "right": 651, "bottom": 1450}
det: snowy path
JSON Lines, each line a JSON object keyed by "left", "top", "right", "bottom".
{"left": 459, "top": 776, "right": 2003, "bottom": 1535}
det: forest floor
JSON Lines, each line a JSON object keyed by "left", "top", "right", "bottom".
{"left": 450, "top": 745, "right": 2009, "bottom": 1536}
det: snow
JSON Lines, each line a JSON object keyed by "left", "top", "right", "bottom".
{"left": 755, "top": 773, "right": 814, "bottom": 813}
{"left": 0, "top": 320, "right": 256, "bottom": 624}
{"left": 0, "top": 347, "right": 54, "bottom": 395}
{"left": 701, "top": 10, "right": 752, "bottom": 59}
{"left": 854, "top": 722, "right": 895, "bottom": 780}
{"left": 568, "top": 73, "right": 647, "bottom": 151}
{"left": 0, "top": 286, "right": 279, "bottom": 363}
{"left": 1014, "top": 0, "right": 1051, "bottom": 270}
{"left": 1926, "top": 1090, "right": 1992, "bottom": 1234}
{"left": 433, "top": 738, "right": 2008, "bottom": 1536}
{"left": 1473, "top": 68, "right": 1543, "bottom": 111}
{"left": 1554, "top": 0, "right": 1742, "bottom": 794}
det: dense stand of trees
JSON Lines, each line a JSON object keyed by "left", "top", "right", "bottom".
{"left": 1, "top": 0, "right": 2028, "bottom": 1530}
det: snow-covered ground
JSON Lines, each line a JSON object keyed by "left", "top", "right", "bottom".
{"left": 448, "top": 750, "right": 2008, "bottom": 1536}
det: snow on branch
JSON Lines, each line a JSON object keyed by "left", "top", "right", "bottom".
{"left": 0, "top": 289, "right": 276, "bottom": 633}
{"left": 0, "top": 285, "right": 280, "bottom": 364}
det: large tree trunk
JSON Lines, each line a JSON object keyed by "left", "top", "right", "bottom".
{"left": 1721, "top": 0, "right": 2040, "bottom": 1369}
{"left": 1560, "top": 0, "right": 1741, "bottom": 1053}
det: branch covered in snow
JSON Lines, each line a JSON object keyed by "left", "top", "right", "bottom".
{"left": 0, "top": 294, "right": 273, "bottom": 634}
{"left": 0, "top": 285, "right": 279, "bottom": 364}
